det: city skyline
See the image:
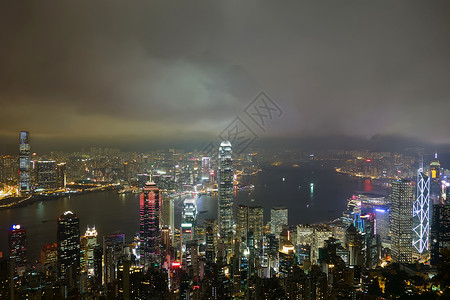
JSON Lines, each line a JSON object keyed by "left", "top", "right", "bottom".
{"left": 1, "top": 1, "right": 450, "bottom": 298}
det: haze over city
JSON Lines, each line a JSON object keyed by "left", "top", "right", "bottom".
{"left": 1, "top": 1, "right": 450, "bottom": 153}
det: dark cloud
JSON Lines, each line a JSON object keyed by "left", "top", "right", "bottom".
{"left": 1, "top": 1, "right": 450, "bottom": 152}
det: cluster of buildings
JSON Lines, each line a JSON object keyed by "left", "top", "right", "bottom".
{"left": 1, "top": 133, "right": 450, "bottom": 299}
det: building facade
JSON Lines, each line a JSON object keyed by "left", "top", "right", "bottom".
{"left": 218, "top": 141, "right": 233, "bottom": 238}
{"left": 390, "top": 180, "right": 414, "bottom": 263}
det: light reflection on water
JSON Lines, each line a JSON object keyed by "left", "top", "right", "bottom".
{"left": 0, "top": 165, "right": 386, "bottom": 261}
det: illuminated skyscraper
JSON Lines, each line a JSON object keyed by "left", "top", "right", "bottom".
{"left": 270, "top": 206, "right": 288, "bottom": 238}
{"left": 57, "top": 211, "right": 81, "bottom": 291}
{"left": 103, "top": 233, "right": 125, "bottom": 284}
{"left": 80, "top": 226, "right": 98, "bottom": 276}
{"left": 161, "top": 196, "right": 174, "bottom": 232}
{"left": 202, "top": 157, "right": 211, "bottom": 181}
{"left": 390, "top": 180, "right": 414, "bottom": 263}
{"left": 430, "top": 153, "right": 441, "bottom": 204}
{"left": 9, "top": 224, "right": 27, "bottom": 273}
{"left": 56, "top": 163, "right": 67, "bottom": 189}
{"left": 18, "top": 131, "right": 30, "bottom": 194}
{"left": 139, "top": 182, "right": 161, "bottom": 270}
{"left": 181, "top": 198, "right": 197, "bottom": 241}
{"left": 236, "top": 205, "right": 264, "bottom": 246}
{"left": 35, "top": 160, "right": 57, "bottom": 190}
{"left": 204, "top": 219, "right": 217, "bottom": 266}
{"left": 413, "top": 167, "right": 430, "bottom": 254}
{"left": 430, "top": 204, "right": 450, "bottom": 265}
{"left": 218, "top": 141, "right": 233, "bottom": 238}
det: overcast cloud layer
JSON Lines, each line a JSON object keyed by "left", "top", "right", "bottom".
{"left": 1, "top": 1, "right": 449, "bottom": 152}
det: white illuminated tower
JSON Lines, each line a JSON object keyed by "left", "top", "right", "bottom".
{"left": 19, "top": 131, "right": 31, "bottom": 194}
{"left": 218, "top": 141, "right": 233, "bottom": 238}
{"left": 413, "top": 159, "right": 430, "bottom": 254}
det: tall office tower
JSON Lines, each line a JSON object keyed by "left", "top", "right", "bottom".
{"left": 41, "top": 243, "right": 57, "bottom": 277}
{"left": 390, "top": 179, "right": 415, "bottom": 263}
{"left": 297, "top": 224, "right": 314, "bottom": 245}
{"left": 413, "top": 167, "right": 430, "bottom": 254}
{"left": 430, "top": 153, "right": 441, "bottom": 204}
{"left": 185, "top": 240, "right": 199, "bottom": 279}
{"left": 9, "top": 224, "right": 27, "bottom": 274}
{"left": 218, "top": 141, "right": 233, "bottom": 238}
{"left": 205, "top": 219, "right": 217, "bottom": 266}
{"left": 236, "top": 205, "right": 249, "bottom": 242}
{"left": 80, "top": 226, "right": 97, "bottom": 276}
{"left": 35, "top": 160, "right": 57, "bottom": 190}
{"left": 270, "top": 206, "right": 288, "bottom": 238}
{"left": 56, "top": 163, "right": 67, "bottom": 189}
{"left": 278, "top": 243, "right": 295, "bottom": 278}
{"left": 160, "top": 227, "right": 171, "bottom": 252}
{"left": 161, "top": 196, "right": 174, "bottom": 233}
{"left": 57, "top": 211, "right": 81, "bottom": 292}
{"left": 181, "top": 198, "right": 197, "bottom": 258}
{"left": 248, "top": 206, "right": 264, "bottom": 247}
{"left": 430, "top": 204, "right": 450, "bottom": 265}
{"left": 0, "top": 155, "right": 17, "bottom": 183}
{"left": 93, "top": 245, "right": 103, "bottom": 288}
{"left": 103, "top": 233, "right": 125, "bottom": 284}
{"left": 139, "top": 182, "right": 161, "bottom": 270}
{"left": 236, "top": 205, "right": 264, "bottom": 246}
{"left": 18, "top": 131, "right": 31, "bottom": 194}
{"left": 202, "top": 157, "right": 211, "bottom": 181}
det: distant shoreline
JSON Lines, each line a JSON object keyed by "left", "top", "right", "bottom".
{"left": 0, "top": 186, "right": 118, "bottom": 210}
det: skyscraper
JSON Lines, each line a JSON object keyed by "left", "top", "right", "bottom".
{"left": 18, "top": 131, "right": 30, "bottom": 194}
{"left": 218, "top": 141, "right": 233, "bottom": 238}
{"left": 9, "top": 224, "right": 27, "bottom": 273}
{"left": 202, "top": 156, "right": 211, "bottom": 181}
{"left": 161, "top": 196, "right": 174, "bottom": 232}
{"left": 430, "top": 153, "right": 441, "bottom": 204}
{"left": 204, "top": 219, "right": 217, "bottom": 266}
{"left": 80, "top": 226, "right": 98, "bottom": 276}
{"left": 413, "top": 167, "right": 430, "bottom": 254}
{"left": 271, "top": 206, "right": 288, "bottom": 238}
{"left": 390, "top": 180, "right": 414, "bottom": 263}
{"left": 181, "top": 198, "right": 197, "bottom": 243}
{"left": 430, "top": 204, "right": 450, "bottom": 265}
{"left": 139, "top": 182, "right": 161, "bottom": 270}
{"left": 56, "top": 162, "right": 67, "bottom": 189}
{"left": 103, "top": 233, "right": 125, "bottom": 284}
{"left": 35, "top": 160, "right": 57, "bottom": 190}
{"left": 236, "top": 205, "right": 264, "bottom": 246}
{"left": 57, "top": 211, "right": 81, "bottom": 291}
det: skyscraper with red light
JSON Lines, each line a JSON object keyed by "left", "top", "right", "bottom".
{"left": 140, "top": 182, "right": 161, "bottom": 270}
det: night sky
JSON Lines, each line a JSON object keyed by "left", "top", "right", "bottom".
{"left": 1, "top": 1, "right": 450, "bottom": 152}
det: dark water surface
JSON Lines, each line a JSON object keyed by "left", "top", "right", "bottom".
{"left": 0, "top": 164, "right": 386, "bottom": 261}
